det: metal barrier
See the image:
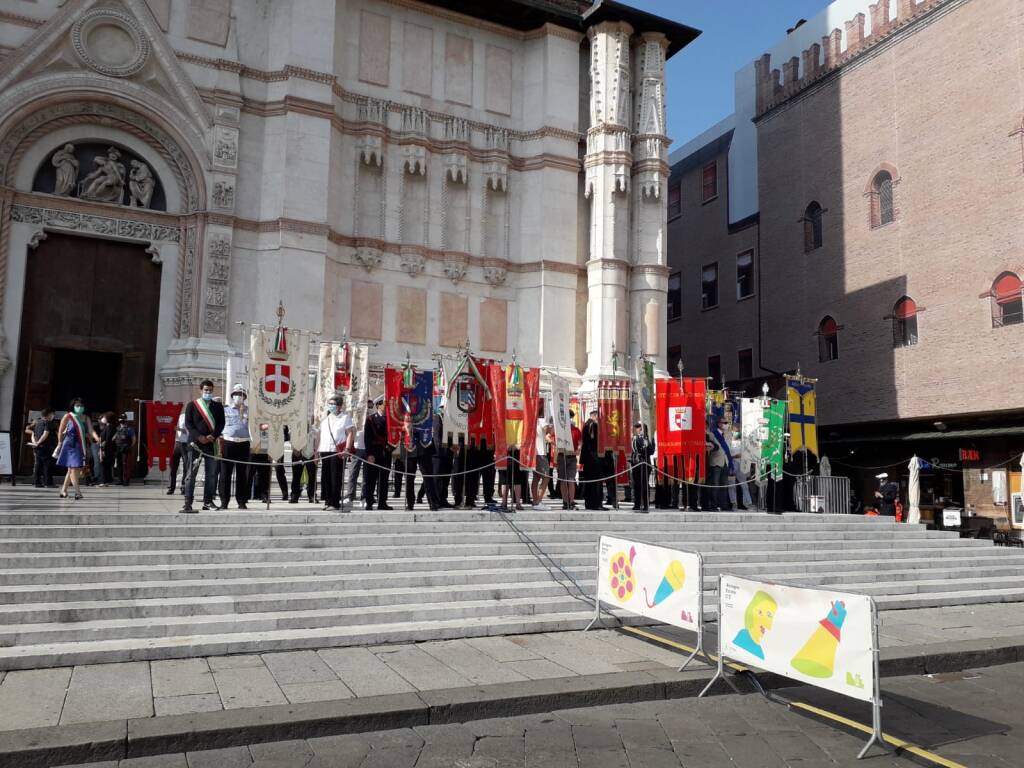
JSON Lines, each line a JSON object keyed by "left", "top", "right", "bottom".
{"left": 795, "top": 475, "right": 851, "bottom": 514}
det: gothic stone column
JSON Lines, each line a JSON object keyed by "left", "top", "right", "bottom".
{"left": 584, "top": 20, "right": 633, "bottom": 381}
{"left": 630, "top": 32, "right": 670, "bottom": 376}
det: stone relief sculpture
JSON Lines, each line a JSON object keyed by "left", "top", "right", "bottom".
{"left": 128, "top": 160, "right": 155, "bottom": 207}
{"left": 79, "top": 147, "right": 126, "bottom": 203}
{"left": 51, "top": 144, "right": 79, "bottom": 196}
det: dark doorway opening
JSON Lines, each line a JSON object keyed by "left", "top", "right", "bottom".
{"left": 51, "top": 349, "right": 122, "bottom": 416}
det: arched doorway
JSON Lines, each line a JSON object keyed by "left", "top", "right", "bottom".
{"left": 13, "top": 231, "right": 162, "bottom": 468}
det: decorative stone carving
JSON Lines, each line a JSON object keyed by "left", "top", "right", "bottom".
{"left": 71, "top": 8, "right": 151, "bottom": 78}
{"left": 444, "top": 154, "right": 467, "bottom": 184}
{"left": 358, "top": 134, "right": 383, "bottom": 166}
{"left": 443, "top": 117, "right": 468, "bottom": 183}
{"left": 483, "top": 265, "right": 507, "bottom": 286}
{"left": 79, "top": 147, "right": 126, "bottom": 203}
{"left": 203, "top": 234, "right": 231, "bottom": 336}
{"left": 51, "top": 144, "right": 78, "bottom": 196}
{"left": 400, "top": 107, "right": 428, "bottom": 175}
{"left": 27, "top": 230, "right": 47, "bottom": 250}
{"left": 588, "top": 22, "right": 632, "bottom": 127}
{"left": 213, "top": 125, "right": 238, "bottom": 169}
{"left": 204, "top": 307, "right": 227, "bottom": 334}
{"left": 402, "top": 144, "right": 427, "bottom": 175}
{"left": 208, "top": 237, "right": 231, "bottom": 259}
{"left": 356, "top": 98, "right": 387, "bottom": 166}
{"left": 443, "top": 254, "right": 467, "bottom": 284}
{"left": 145, "top": 243, "right": 162, "bottom": 264}
{"left": 354, "top": 245, "right": 383, "bottom": 272}
{"left": 212, "top": 181, "right": 235, "bottom": 209}
{"left": 10, "top": 204, "right": 180, "bottom": 242}
{"left": 128, "top": 160, "right": 155, "bottom": 207}
{"left": 445, "top": 117, "right": 469, "bottom": 144}
{"left": 482, "top": 128, "right": 510, "bottom": 192}
{"left": 400, "top": 248, "right": 426, "bottom": 277}
{"left": 634, "top": 35, "right": 668, "bottom": 201}
{"left": 179, "top": 224, "right": 197, "bottom": 336}
{"left": 401, "top": 107, "right": 428, "bottom": 136}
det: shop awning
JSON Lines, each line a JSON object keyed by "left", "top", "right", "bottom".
{"left": 823, "top": 425, "right": 1024, "bottom": 445}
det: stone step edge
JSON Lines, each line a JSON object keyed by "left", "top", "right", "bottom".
{"left": 1, "top": 630, "right": 1021, "bottom": 767}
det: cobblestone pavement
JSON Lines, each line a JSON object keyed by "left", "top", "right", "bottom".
{"left": 56, "top": 660, "right": 1024, "bottom": 767}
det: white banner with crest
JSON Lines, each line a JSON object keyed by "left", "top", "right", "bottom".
{"left": 550, "top": 373, "right": 574, "bottom": 454}
{"left": 248, "top": 327, "right": 311, "bottom": 458}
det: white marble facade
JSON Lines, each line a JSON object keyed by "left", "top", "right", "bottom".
{"left": 0, "top": 0, "right": 679, "bottom": 423}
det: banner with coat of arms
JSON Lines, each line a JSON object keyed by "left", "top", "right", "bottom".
{"left": 656, "top": 377, "right": 707, "bottom": 482}
{"left": 786, "top": 376, "right": 818, "bottom": 457}
{"left": 384, "top": 367, "right": 433, "bottom": 448}
{"left": 635, "top": 358, "right": 657, "bottom": 442}
{"left": 596, "top": 379, "right": 631, "bottom": 458}
{"left": 346, "top": 343, "right": 370, "bottom": 431}
{"left": 440, "top": 355, "right": 491, "bottom": 446}
{"left": 248, "top": 326, "right": 311, "bottom": 458}
{"left": 550, "top": 373, "right": 574, "bottom": 454}
{"left": 144, "top": 401, "right": 182, "bottom": 471}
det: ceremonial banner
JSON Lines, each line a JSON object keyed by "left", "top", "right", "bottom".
{"left": 384, "top": 367, "right": 433, "bottom": 447}
{"left": 346, "top": 343, "right": 370, "bottom": 430}
{"left": 636, "top": 359, "right": 657, "bottom": 442}
{"left": 656, "top": 377, "right": 707, "bottom": 481}
{"left": 762, "top": 399, "right": 786, "bottom": 481}
{"left": 597, "top": 379, "right": 631, "bottom": 457}
{"left": 740, "top": 398, "right": 768, "bottom": 479}
{"left": 487, "top": 362, "right": 508, "bottom": 469}
{"left": 314, "top": 342, "right": 344, "bottom": 419}
{"left": 249, "top": 326, "right": 311, "bottom": 457}
{"left": 516, "top": 368, "right": 541, "bottom": 470}
{"left": 550, "top": 373, "right": 574, "bottom": 454}
{"left": 719, "top": 575, "right": 875, "bottom": 703}
{"left": 786, "top": 377, "right": 819, "bottom": 456}
{"left": 144, "top": 401, "right": 182, "bottom": 471}
{"left": 440, "top": 355, "right": 491, "bottom": 445}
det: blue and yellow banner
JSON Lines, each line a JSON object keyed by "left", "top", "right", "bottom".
{"left": 786, "top": 377, "right": 818, "bottom": 457}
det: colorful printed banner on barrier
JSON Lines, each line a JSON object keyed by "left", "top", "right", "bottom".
{"left": 596, "top": 535, "right": 702, "bottom": 632}
{"left": 719, "top": 575, "right": 875, "bottom": 703}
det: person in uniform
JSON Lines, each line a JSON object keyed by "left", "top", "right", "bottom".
{"left": 219, "top": 383, "right": 250, "bottom": 510}
{"left": 25, "top": 408, "right": 57, "bottom": 488}
{"left": 630, "top": 423, "right": 653, "bottom": 512}
{"left": 363, "top": 398, "right": 393, "bottom": 510}
{"left": 400, "top": 413, "right": 441, "bottom": 511}
{"left": 581, "top": 409, "right": 603, "bottom": 510}
{"left": 346, "top": 400, "right": 372, "bottom": 506}
{"left": 289, "top": 417, "right": 319, "bottom": 504}
{"left": 181, "top": 380, "right": 225, "bottom": 513}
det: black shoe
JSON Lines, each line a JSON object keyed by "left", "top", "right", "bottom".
{"left": 288, "top": 499, "right": 299, "bottom": 504}
{"left": 406, "top": 505, "right": 414, "bottom": 511}
{"left": 166, "top": 488, "right": 176, "bottom": 495}
{"left": 378, "top": 504, "right": 394, "bottom": 511}
{"left": 202, "top": 503, "right": 212, "bottom": 511}
{"left": 179, "top": 505, "right": 196, "bottom": 514}
{"left": 364, "top": 502, "right": 374, "bottom": 510}
{"left": 237, "top": 503, "right": 248, "bottom": 510}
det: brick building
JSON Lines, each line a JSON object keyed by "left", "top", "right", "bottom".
{"left": 668, "top": 0, "right": 1024, "bottom": 521}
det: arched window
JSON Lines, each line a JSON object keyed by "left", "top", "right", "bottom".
{"left": 817, "top": 316, "right": 839, "bottom": 362}
{"left": 893, "top": 297, "right": 918, "bottom": 347}
{"left": 991, "top": 272, "right": 1023, "bottom": 328}
{"left": 803, "top": 202, "right": 823, "bottom": 252}
{"left": 871, "top": 171, "right": 894, "bottom": 227}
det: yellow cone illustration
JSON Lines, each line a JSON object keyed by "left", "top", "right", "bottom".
{"left": 791, "top": 600, "right": 847, "bottom": 679}
{"left": 644, "top": 560, "right": 685, "bottom": 608}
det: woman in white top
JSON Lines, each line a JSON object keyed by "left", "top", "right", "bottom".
{"left": 317, "top": 396, "right": 354, "bottom": 511}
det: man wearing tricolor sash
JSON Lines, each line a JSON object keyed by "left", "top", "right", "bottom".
{"left": 181, "top": 380, "right": 226, "bottom": 514}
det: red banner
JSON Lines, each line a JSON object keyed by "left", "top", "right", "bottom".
{"left": 597, "top": 379, "right": 631, "bottom": 458}
{"left": 145, "top": 401, "right": 182, "bottom": 471}
{"left": 517, "top": 368, "right": 541, "bottom": 471}
{"left": 656, "top": 378, "right": 707, "bottom": 482}
{"left": 466, "top": 357, "right": 495, "bottom": 447}
{"left": 487, "top": 363, "right": 508, "bottom": 470}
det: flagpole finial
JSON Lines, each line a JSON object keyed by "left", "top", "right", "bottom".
{"left": 276, "top": 301, "right": 285, "bottom": 325}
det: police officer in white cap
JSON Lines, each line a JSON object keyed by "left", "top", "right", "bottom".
{"left": 219, "top": 383, "right": 251, "bottom": 510}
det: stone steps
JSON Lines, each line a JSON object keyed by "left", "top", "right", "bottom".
{"left": 1, "top": 488, "right": 1021, "bottom": 669}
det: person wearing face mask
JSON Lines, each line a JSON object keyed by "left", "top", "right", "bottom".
{"left": 113, "top": 414, "right": 137, "bottom": 486}
{"left": 318, "top": 396, "right": 354, "bottom": 511}
{"left": 94, "top": 412, "right": 115, "bottom": 486}
{"left": 219, "top": 383, "right": 251, "bottom": 510}
{"left": 181, "top": 380, "right": 226, "bottom": 513}
{"left": 53, "top": 397, "right": 101, "bottom": 500}
{"left": 363, "top": 398, "right": 393, "bottom": 511}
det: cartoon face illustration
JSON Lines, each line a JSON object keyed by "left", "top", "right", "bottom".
{"left": 746, "top": 590, "right": 777, "bottom": 644}
{"left": 732, "top": 590, "right": 778, "bottom": 660}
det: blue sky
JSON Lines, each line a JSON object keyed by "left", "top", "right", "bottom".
{"left": 629, "top": 0, "right": 832, "bottom": 146}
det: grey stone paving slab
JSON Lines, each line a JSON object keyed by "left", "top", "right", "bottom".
{"left": 184, "top": 746, "right": 253, "bottom": 768}
{"left": 510, "top": 634, "right": 622, "bottom": 675}
{"left": 306, "top": 733, "right": 370, "bottom": 766}
{"left": 718, "top": 733, "right": 788, "bottom": 768}
{"left": 119, "top": 755, "right": 188, "bottom": 767}
{"left": 61, "top": 662, "right": 153, "bottom": 725}
{"left": 373, "top": 645, "right": 473, "bottom": 691}
{"left": 666, "top": 738, "right": 736, "bottom": 768}
{"left": 623, "top": 748, "right": 682, "bottom": 768}
{"left": 280, "top": 680, "right": 354, "bottom": 704}
{"left": 212, "top": 666, "right": 287, "bottom": 710}
{"left": 151, "top": 659, "right": 217, "bottom": 699}
{"left": 553, "top": 631, "right": 652, "bottom": 665}
{"left": 472, "top": 734, "right": 524, "bottom": 768}
{"left": 419, "top": 640, "right": 529, "bottom": 685}
{"left": 410, "top": 723, "right": 476, "bottom": 768}
{"left": 592, "top": 630, "right": 703, "bottom": 668}
{"left": 504, "top": 658, "right": 576, "bottom": 680}
{"left": 615, "top": 718, "right": 672, "bottom": 751}
{"left": 153, "top": 693, "right": 224, "bottom": 718}
{"left": 316, "top": 647, "right": 417, "bottom": 696}
{"left": 0, "top": 667, "right": 71, "bottom": 731}
{"left": 261, "top": 650, "right": 339, "bottom": 685}
{"left": 248, "top": 738, "right": 314, "bottom": 764}
{"left": 207, "top": 655, "right": 265, "bottom": 672}
{"left": 359, "top": 745, "right": 419, "bottom": 768}
{"left": 523, "top": 721, "right": 576, "bottom": 768}
{"left": 464, "top": 635, "right": 544, "bottom": 663}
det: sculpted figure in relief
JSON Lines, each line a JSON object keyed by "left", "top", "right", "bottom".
{"left": 128, "top": 160, "right": 155, "bottom": 208}
{"left": 51, "top": 144, "right": 79, "bottom": 196}
{"left": 80, "top": 147, "right": 126, "bottom": 203}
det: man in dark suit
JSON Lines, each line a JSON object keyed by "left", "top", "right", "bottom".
{"left": 363, "top": 398, "right": 393, "bottom": 510}
{"left": 581, "top": 409, "right": 604, "bottom": 510}
{"left": 429, "top": 407, "right": 453, "bottom": 507}
{"left": 181, "top": 379, "right": 226, "bottom": 513}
